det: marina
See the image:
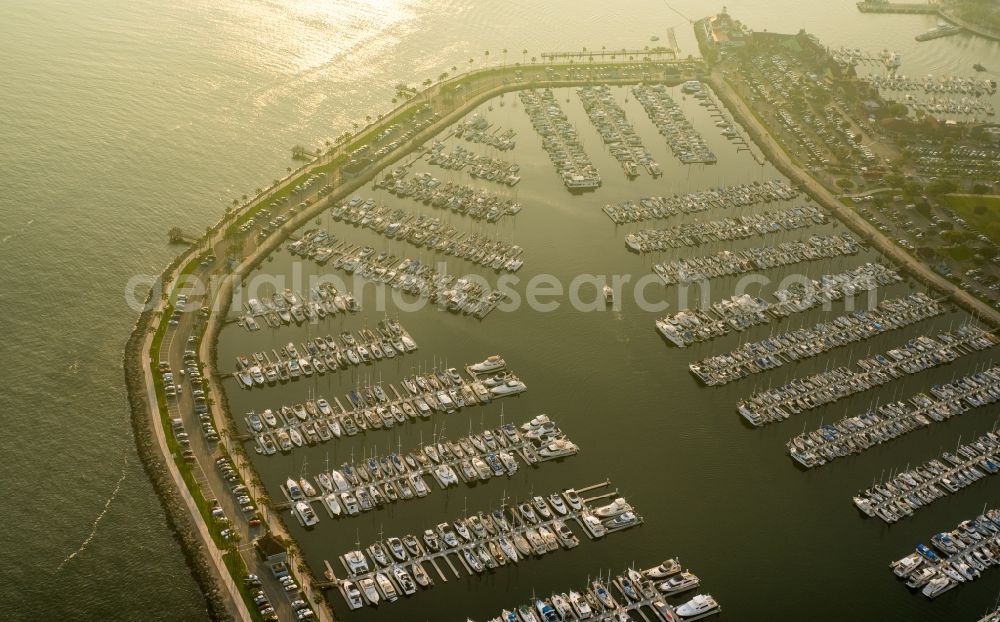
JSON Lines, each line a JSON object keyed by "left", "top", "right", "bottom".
{"left": 601, "top": 180, "right": 799, "bottom": 224}
{"left": 737, "top": 323, "right": 997, "bottom": 427}
{"left": 788, "top": 364, "right": 1000, "bottom": 468}
{"left": 474, "top": 557, "right": 721, "bottom": 622}
{"left": 519, "top": 88, "right": 601, "bottom": 190}
{"left": 244, "top": 361, "right": 528, "bottom": 453}
{"left": 327, "top": 195, "right": 524, "bottom": 273}
{"left": 230, "top": 320, "right": 419, "bottom": 389}
{"left": 852, "top": 430, "right": 1000, "bottom": 524}
{"left": 624, "top": 204, "right": 826, "bottom": 252}
{"left": 890, "top": 507, "right": 1000, "bottom": 598}
{"left": 577, "top": 84, "right": 660, "bottom": 178}
{"left": 651, "top": 233, "right": 861, "bottom": 286}
{"left": 328, "top": 482, "right": 642, "bottom": 610}
{"left": 276, "top": 414, "right": 579, "bottom": 522}
{"left": 632, "top": 82, "right": 717, "bottom": 165}
{"left": 687, "top": 293, "right": 945, "bottom": 386}
{"left": 655, "top": 263, "right": 904, "bottom": 348}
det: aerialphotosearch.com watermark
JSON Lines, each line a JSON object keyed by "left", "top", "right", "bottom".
{"left": 125, "top": 260, "right": 882, "bottom": 317}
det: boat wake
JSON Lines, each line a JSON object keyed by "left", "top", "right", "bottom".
{"left": 56, "top": 452, "right": 128, "bottom": 572}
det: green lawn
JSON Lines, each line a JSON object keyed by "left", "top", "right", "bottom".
{"left": 942, "top": 194, "right": 1000, "bottom": 245}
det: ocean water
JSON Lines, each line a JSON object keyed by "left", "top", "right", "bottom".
{"left": 1, "top": 0, "right": 999, "bottom": 620}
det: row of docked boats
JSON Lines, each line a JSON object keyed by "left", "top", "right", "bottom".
{"left": 890, "top": 508, "right": 1000, "bottom": 598}
{"left": 740, "top": 324, "right": 996, "bottom": 426}
{"left": 373, "top": 168, "right": 521, "bottom": 223}
{"left": 852, "top": 431, "right": 1000, "bottom": 524}
{"left": 577, "top": 85, "right": 660, "bottom": 178}
{"left": 625, "top": 204, "right": 826, "bottom": 253}
{"left": 328, "top": 195, "right": 524, "bottom": 272}
{"left": 652, "top": 233, "right": 860, "bottom": 286}
{"left": 282, "top": 416, "right": 579, "bottom": 523}
{"left": 688, "top": 292, "right": 942, "bottom": 386}
{"left": 290, "top": 236, "right": 509, "bottom": 317}
{"left": 453, "top": 114, "right": 516, "bottom": 151}
{"left": 249, "top": 363, "right": 528, "bottom": 453}
{"left": 518, "top": 88, "right": 601, "bottom": 190}
{"left": 424, "top": 142, "right": 521, "bottom": 186}
{"left": 232, "top": 322, "right": 418, "bottom": 389}
{"left": 789, "top": 364, "right": 1000, "bottom": 468}
{"left": 867, "top": 73, "right": 997, "bottom": 98}
{"left": 655, "top": 263, "right": 903, "bottom": 347}
{"left": 602, "top": 179, "right": 799, "bottom": 224}
{"left": 632, "top": 83, "right": 716, "bottom": 165}
{"left": 238, "top": 283, "right": 359, "bottom": 332}
{"left": 477, "top": 559, "right": 719, "bottom": 622}
{"left": 337, "top": 486, "right": 641, "bottom": 610}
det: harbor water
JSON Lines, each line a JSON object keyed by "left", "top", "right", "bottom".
{"left": 2, "top": 0, "right": 1000, "bottom": 620}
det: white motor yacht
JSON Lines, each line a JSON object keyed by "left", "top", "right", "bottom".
{"left": 470, "top": 355, "right": 506, "bottom": 373}
{"left": 676, "top": 594, "right": 720, "bottom": 618}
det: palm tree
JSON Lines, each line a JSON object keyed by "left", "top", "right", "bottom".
{"left": 365, "top": 114, "right": 372, "bottom": 125}
{"left": 502, "top": 48, "right": 507, "bottom": 67}
{"left": 522, "top": 48, "right": 527, "bottom": 64}
{"left": 232, "top": 198, "right": 239, "bottom": 209}
{"left": 530, "top": 56, "right": 536, "bottom": 64}
{"left": 484, "top": 50, "right": 490, "bottom": 67}
{"left": 241, "top": 193, "right": 248, "bottom": 204}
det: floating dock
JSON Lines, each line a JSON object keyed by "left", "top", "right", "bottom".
{"left": 689, "top": 293, "right": 946, "bottom": 386}
{"left": 328, "top": 481, "right": 643, "bottom": 610}
{"left": 741, "top": 324, "right": 997, "bottom": 427}
{"left": 853, "top": 430, "right": 1000, "bottom": 524}
{"left": 789, "top": 363, "right": 1000, "bottom": 468}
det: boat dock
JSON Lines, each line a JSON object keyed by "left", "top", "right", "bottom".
{"left": 853, "top": 430, "right": 1000, "bottom": 524}
{"left": 477, "top": 557, "right": 722, "bottom": 622}
{"left": 519, "top": 88, "right": 601, "bottom": 190}
{"left": 602, "top": 179, "right": 799, "bottom": 224}
{"left": 739, "top": 323, "right": 996, "bottom": 426}
{"left": 274, "top": 416, "right": 579, "bottom": 519}
{"left": 890, "top": 507, "right": 1000, "bottom": 598}
{"left": 373, "top": 164, "right": 522, "bottom": 222}
{"left": 633, "top": 83, "right": 716, "bottom": 164}
{"left": 327, "top": 481, "right": 642, "bottom": 610}
{"left": 244, "top": 364, "right": 528, "bottom": 454}
{"left": 235, "top": 283, "right": 360, "bottom": 332}
{"left": 229, "top": 322, "right": 420, "bottom": 390}
{"left": 689, "top": 293, "right": 944, "bottom": 386}
{"left": 656, "top": 263, "right": 904, "bottom": 348}
{"left": 287, "top": 236, "right": 509, "bottom": 318}
{"left": 324, "top": 193, "right": 523, "bottom": 273}
{"left": 577, "top": 85, "right": 660, "bottom": 178}
{"left": 625, "top": 205, "right": 826, "bottom": 253}
{"left": 424, "top": 142, "right": 521, "bottom": 186}
{"left": 452, "top": 115, "right": 517, "bottom": 151}
{"left": 652, "top": 233, "right": 861, "bottom": 287}
{"left": 789, "top": 363, "right": 1000, "bottom": 468}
